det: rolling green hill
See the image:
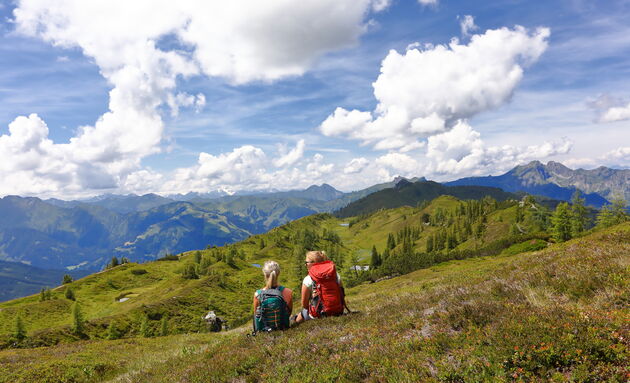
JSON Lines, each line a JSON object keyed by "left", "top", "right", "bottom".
{"left": 0, "top": 193, "right": 557, "bottom": 348}
{"left": 0, "top": 221, "right": 627, "bottom": 382}
{"left": 335, "top": 180, "right": 516, "bottom": 218}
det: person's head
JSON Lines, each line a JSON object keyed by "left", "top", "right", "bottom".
{"left": 305, "top": 250, "right": 327, "bottom": 269}
{"left": 262, "top": 260, "right": 281, "bottom": 289}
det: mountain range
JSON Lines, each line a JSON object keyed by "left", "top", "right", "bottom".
{"left": 445, "top": 161, "right": 628, "bottom": 207}
{"left": 0, "top": 161, "right": 626, "bottom": 301}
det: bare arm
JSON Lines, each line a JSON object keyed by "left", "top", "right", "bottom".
{"left": 284, "top": 288, "right": 293, "bottom": 313}
{"left": 252, "top": 293, "right": 259, "bottom": 314}
{"left": 301, "top": 283, "right": 310, "bottom": 310}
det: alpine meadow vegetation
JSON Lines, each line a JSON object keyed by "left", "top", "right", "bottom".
{"left": 0, "top": 195, "right": 627, "bottom": 382}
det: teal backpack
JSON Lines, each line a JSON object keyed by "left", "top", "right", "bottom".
{"left": 253, "top": 286, "right": 289, "bottom": 333}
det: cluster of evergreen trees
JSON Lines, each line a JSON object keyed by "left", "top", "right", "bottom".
{"left": 550, "top": 192, "right": 628, "bottom": 243}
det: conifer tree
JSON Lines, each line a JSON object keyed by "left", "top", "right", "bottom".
{"left": 62, "top": 274, "right": 73, "bottom": 284}
{"left": 259, "top": 238, "right": 266, "bottom": 250}
{"left": 370, "top": 245, "right": 381, "bottom": 269}
{"left": 65, "top": 286, "right": 76, "bottom": 301}
{"left": 14, "top": 313, "right": 26, "bottom": 341}
{"left": 71, "top": 302, "right": 85, "bottom": 335}
{"left": 570, "top": 191, "right": 588, "bottom": 235}
{"left": 226, "top": 247, "right": 238, "bottom": 266}
{"left": 109, "top": 256, "right": 119, "bottom": 269}
{"left": 160, "top": 316, "right": 169, "bottom": 336}
{"left": 596, "top": 199, "right": 629, "bottom": 228}
{"left": 182, "top": 263, "right": 199, "bottom": 279}
{"left": 194, "top": 251, "right": 202, "bottom": 264}
{"left": 387, "top": 233, "right": 396, "bottom": 250}
{"left": 426, "top": 235, "right": 434, "bottom": 253}
{"left": 107, "top": 321, "right": 121, "bottom": 340}
{"left": 551, "top": 202, "right": 572, "bottom": 242}
{"left": 140, "top": 315, "right": 150, "bottom": 338}
{"left": 382, "top": 247, "right": 390, "bottom": 261}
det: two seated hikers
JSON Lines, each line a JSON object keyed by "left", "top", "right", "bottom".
{"left": 252, "top": 251, "right": 348, "bottom": 334}
{"left": 253, "top": 260, "right": 293, "bottom": 333}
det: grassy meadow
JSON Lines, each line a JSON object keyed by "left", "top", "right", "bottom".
{"left": 0, "top": 195, "right": 627, "bottom": 381}
{"left": 0, "top": 223, "right": 627, "bottom": 382}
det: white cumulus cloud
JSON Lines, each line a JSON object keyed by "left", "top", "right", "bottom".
{"left": 344, "top": 158, "right": 370, "bottom": 174}
{"left": 4, "top": 0, "right": 385, "bottom": 197}
{"left": 459, "top": 15, "right": 478, "bottom": 37}
{"left": 425, "top": 121, "right": 572, "bottom": 177}
{"left": 273, "top": 139, "right": 306, "bottom": 168}
{"left": 600, "top": 102, "right": 630, "bottom": 122}
{"left": 319, "top": 25, "right": 550, "bottom": 151}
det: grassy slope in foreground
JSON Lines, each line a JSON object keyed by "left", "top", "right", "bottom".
{"left": 0, "top": 223, "right": 627, "bottom": 382}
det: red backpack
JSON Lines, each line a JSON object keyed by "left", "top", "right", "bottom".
{"left": 308, "top": 260, "right": 345, "bottom": 318}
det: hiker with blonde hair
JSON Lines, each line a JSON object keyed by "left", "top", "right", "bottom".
{"left": 253, "top": 260, "right": 293, "bottom": 333}
{"left": 294, "top": 250, "right": 346, "bottom": 324}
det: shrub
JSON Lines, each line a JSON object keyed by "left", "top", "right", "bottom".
{"left": 62, "top": 274, "right": 73, "bottom": 284}
{"left": 158, "top": 254, "right": 179, "bottom": 261}
{"left": 65, "top": 287, "right": 76, "bottom": 301}
{"left": 130, "top": 268, "right": 148, "bottom": 275}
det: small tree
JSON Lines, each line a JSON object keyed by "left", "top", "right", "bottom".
{"left": 551, "top": 202, "right": 572, "bottom": 242}
{"left": 140, "top": 315, "right": 151, "bottom": 338}
{"left": 370, "top": 245, "right": 381, "bottom": 269}
{"left": 160, "top": 316, "right": 169, "bottom": 336}
{"left": 194, "top": 251, "right": 202, "bottom": 264}
{"left": 386, "top": 233, "right": 396, "bottom": 250}
{"left": 107, "top": 256, "right": 120, "bottom": 269}
{"left": 39, "top": 287, "right": 52, "bottom": 301}
{"left": 65, "top": 287, "right": 76, "bottom": 301}
{"left": 14, "top": 314, "right": 26, "bottom": 341}
{"left": 62, "top": 274, "right": 73, "bottom": 284}
{"left": 226, "top": 247, "right": 237, "bottom": 267}
{"left": 71, "top": 302, "right": 85, "bottom": 335}
{"left": 597, "top": 199, "right": 629, "bottom": 228}
{"left": 120, "top": 257, "right": 130, "bottom": 264}
{"left": 182, "top": 263, "right": 199, "bottom": 279}
{"left": 570, "top": 191, "right": 588, "bottom": 235}
{"left": 107, "top": 321, "right": 121, "bottom": 340}
{"left": 259, "top": 238, "right": 266, "bottom": 250}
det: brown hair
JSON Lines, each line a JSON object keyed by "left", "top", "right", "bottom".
{"left": 305, "top": 250, "right": 327, "bottom": 264}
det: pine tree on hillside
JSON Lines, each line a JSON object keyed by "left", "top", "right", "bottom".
{"left": 160, "top": 316, "right": 169, "bottom": 336}
{"left": 62, "top": 274, "right": 73, "bottom": 284}
{"left": 370, "top": 245, "right": 381, "bottom": 269}
{"left": 259, "top": 238, "right": 266, "bottom": 250}
{"left": 108, "top": 256, "right": 119, "bottom": 269}
{"left": 570, "top": 191, "right": 588, "bottom": 235}
{"left": 194, "top": 251, "right": 202, "bottom": 264}
{"left": 551, "top": 202, "right": 572, "bottom": 242}
{"left": 225, "top": 247, "right": 237, "bottom": 266}
{"left": 382, "top": 247, "right": 390, "bottom": 261}
{"left": 426, "top": 235, "right": 434, "bottom": 253}
{"left": 182, "top": 263, "right": 199, "bottom": 279}
{"left": 14, "top": 313, "right": 26, "bottom": 341}
{"left": 65, "top": 287, "right": 76, "bottom": 301}
{"left": 387, "top": 233, "right": 396, "bottom": 250}
{"left": 596, "top": 199, "right": 629, "bottom": 228}
{"left": 140, "top": 315, "right": 151, "bottom": 338}
{"left": 71, "top": 302, "right": 85, "bottom": 335}
{"left": 107, "top": 321, "right": 121, "bottom": 340}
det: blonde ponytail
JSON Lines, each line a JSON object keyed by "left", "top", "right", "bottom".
{"left": 262, "top": 261, "right": 280, "bottom": 289}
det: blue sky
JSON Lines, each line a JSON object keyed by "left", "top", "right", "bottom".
{"left": 0, "top": 0, "right": 629, "bottom": 198}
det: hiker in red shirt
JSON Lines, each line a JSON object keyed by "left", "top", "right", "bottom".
{"left": 294, "top": 250, "right": 346, "bottom": 324}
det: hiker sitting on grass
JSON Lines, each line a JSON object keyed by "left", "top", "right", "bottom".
{"left": 294, "top": 250, "right": 346, "bottom": 324}
{"left": 253, "top": 260, "right": 293, "bottom": 333}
